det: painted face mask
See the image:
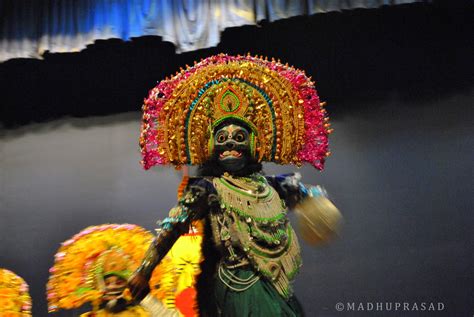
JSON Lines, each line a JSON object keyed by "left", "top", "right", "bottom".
{"left": 102, "top": 275, "right": 127, "bottom": 302}
{"left": 213, "top": 123, "right": 250, "bottom": 172}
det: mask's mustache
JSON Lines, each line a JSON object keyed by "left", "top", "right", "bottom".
{"left": 219, "top": 150, "right": 242, "bottom": 159}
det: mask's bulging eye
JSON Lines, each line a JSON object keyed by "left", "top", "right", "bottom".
{"left": 235, "top": 131, "right": 245, "bottom": 142}
{"left": 216, "top": 132, "right": 227, "bottom": 143}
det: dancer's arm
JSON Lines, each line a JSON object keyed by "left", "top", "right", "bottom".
{"left": 128, "top": 178, "right": 215, "bottom": 301}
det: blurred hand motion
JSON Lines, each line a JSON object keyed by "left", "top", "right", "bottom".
{"left": 295, "top": 186, "right": 342, "bottom": 245}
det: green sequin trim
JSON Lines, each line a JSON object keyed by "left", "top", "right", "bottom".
{"left": 222, "top": 201, "right": 286, "bottom": 222}
{"left": 212, "top": 115, "right": 258, "bottom": 136}
{"left": 286, "top": 258, "right": 302, "bottom": 280}
{"left": 220, "top": 90, "right": 240, "bottom": 112}
{"left": 248, "top": 227, "right": 288, "bottom": 245}
{"left": 248, "top": 226, "right": 293, "bottom": 259}
{"left": 249, "top": 132, "right": 256, "bottom": 157}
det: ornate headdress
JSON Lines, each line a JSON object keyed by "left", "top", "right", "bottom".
{"left": 0, "top": 268, "right": 32, "bottom": 316}
{"left": 47, "top": 224, "right": 155, "bottom": 312}
{"left": 140, "top": 54, "right": 331, "bottom": 170}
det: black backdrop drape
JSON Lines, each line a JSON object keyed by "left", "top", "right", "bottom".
{"left": 1, "top": 3, "right": 472, "bottom": 128}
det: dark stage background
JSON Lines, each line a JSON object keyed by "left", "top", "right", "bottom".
{"left": 1, "top": 3, "right": 473, "bottom": 317}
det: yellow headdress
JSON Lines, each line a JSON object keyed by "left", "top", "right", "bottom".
{"left": 46, "top": 224, "right": 154, "bottom": 312}
{"left": 140, "top": 54, "right": 331, "bottom": 170}
{"left": 0, "top": 268, "right": 32, "bottom": 316}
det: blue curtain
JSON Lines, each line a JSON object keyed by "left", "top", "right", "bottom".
{"left": 0, "top": 0, "right": 425, "bottom": 62}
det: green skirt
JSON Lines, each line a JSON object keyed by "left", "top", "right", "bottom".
{"left": 213, "top": 267, "right": 304, "bottom": 317}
